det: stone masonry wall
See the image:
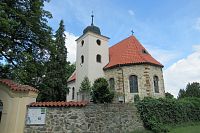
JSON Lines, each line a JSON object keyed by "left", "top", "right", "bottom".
{"left": 24, "top": 104, "right": 144, "bottom": 133}
{"left": 104, "top": 64, "right": 165, "bottom": 103}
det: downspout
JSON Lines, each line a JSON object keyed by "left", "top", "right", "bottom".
{"left": 118, "top": 64, "right": 125, "bottom": 103}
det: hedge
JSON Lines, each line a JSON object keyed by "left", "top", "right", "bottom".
{"left": 136, "top": 97, "right": 200, "bottom": 133}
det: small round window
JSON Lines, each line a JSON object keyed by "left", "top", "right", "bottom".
{"left": 81, "top": 40, "right": 84, "bottom": 46}
{"left": 96, "top": 39, "right": 101, "bottom": 45}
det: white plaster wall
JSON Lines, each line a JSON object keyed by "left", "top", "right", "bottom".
{"left": 87, "top": 33, "right": 109, "bottom": 83}
{"left": 0, "top": 84, "right": 37, "bottom": 133}
{"left": 66, "top": 81, "right": 76, "bottom": 101}
{"left": 75, "top": 34, "right": 89, "bottom": 98}
{"left": 75, "top": 32, "right": 109, "bottom": 100}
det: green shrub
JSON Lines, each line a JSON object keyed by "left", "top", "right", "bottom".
{"left": 136, "top": 97, "right": 200, "bottom": 133}
{"left": 80, "top": 77, "right": 91, "bottom": 101}
{"left": 80, "top": 76, "right": 91, "bottom": 92}
{"left": 91, "top": 77, "right": 114, "bottom": 103}
{"left": 165, "top": 92, "right": 174, "bottom": 99}
{"left": 134, "top": 94, "right": 140, "bottom": 102}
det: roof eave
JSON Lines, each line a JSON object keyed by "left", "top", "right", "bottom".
{"left": 104, "top": 62, "right": 164, "bottom": 70}
{"left": 67, "top": 79, "right": 76, "bottom": 83}
{"left": 76, "top": 31, "right": 110, "bottom": 42}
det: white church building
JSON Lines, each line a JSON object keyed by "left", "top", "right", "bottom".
{"left": 67, "top": 16, "right": 165, "bottom": 103}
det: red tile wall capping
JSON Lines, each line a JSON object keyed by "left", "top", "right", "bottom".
{"left": 104, "top": 35, "right": 163, "bottom": 69}
{"left": 29, "top": 101, "right": 88, "bottom": 107}
{"left": 0, "top": 79, "right": 39, "bottom": 93}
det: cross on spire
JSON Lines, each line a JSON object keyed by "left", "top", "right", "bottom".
{"left": 131, "top": 30, "right": 134, "bottom": 35}
{"left": 91, "top": 11, "right": 94, "bottom": 26}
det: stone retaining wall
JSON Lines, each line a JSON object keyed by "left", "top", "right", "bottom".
{"left": 24, "top": 104, "right": 144, "bottom": 133}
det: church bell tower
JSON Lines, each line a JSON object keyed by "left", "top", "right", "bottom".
{"left": 75, "top": 14, "right": 109, "bottom": 91}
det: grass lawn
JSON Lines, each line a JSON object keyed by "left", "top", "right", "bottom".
{"left": 169, "top": 124, "right": 200, "bottom": 133}
{"left": 130, "top": 129, "right": 153, "bottom": 133}
{"left": 131, "top": 123, "right": 200, "bottom": 133}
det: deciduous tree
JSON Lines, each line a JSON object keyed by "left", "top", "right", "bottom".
{"left": 0, "top": 0, "right": 53, "bottom": 87}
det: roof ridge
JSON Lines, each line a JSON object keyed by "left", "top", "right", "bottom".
{"left": 109, "top": 35, "right": 133, "bottom": 49}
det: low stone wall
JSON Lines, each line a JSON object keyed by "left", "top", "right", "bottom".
{"left": 24, "top": 104, "right": 144, "bottom": 133}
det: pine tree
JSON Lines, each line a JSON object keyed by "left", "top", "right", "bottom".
{"left": 38, "top": 20, "right": 69, "bottom": 101}
{"left": 80, "top": 77, "right": 91, "bottom": 92}
{"left": 0, "top": 0, "right": 53, "bottom": 87}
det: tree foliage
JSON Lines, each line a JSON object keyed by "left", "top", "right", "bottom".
{"left": 0, "top": 1, "right": 75, "bottom": 102}
{"left": 66, "top": 62, "right": 75, "bottom": 79}
{"left": 0, "top": 64, "right": 14, "bottom": 79}
{"left": 178, "top": 82, "right": 200, "bottom": 99}
{"left": 165, "top": 92, "right": 174, "bottom": 99}
{"left": 37, "top": 20, "right": 69, "bottom": 101}
{"left": 80, "top": 77, "right": 91, "bottom": 92}
{"left": 136, "top": 97, "right": 200, "bottom": 133}
{"left": 91, "top": 78, "right": 114, "bottom": 103}
{"left": 0, "top": 0, "right": 53, "bottom": 87}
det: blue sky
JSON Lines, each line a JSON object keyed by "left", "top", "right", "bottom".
{"left": 44, "top": 0, "right": 200, "bottom": 96}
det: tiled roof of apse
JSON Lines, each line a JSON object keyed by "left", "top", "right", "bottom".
{"left": 104, "top": 35, "right": 163, "bottom": 69}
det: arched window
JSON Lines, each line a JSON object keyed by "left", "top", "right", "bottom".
{"left": 129, "top": 75, "right": 138, "bottom": 93}
{"left": 81, "top": 55, "right": 84, "bottom": 64}
{"left": 154, "top": 76, "right": 159, "bottom": 93}
{"left": 81, "top": 40, "right": 84, "bottom": 46}
{"left": 109, "top": 78, "right": 115, "bottom": 90}
{"left": 96, "top": 39, "right": 101, "bottom": 45}
{"left": 96, "top": 54, "right": 101, "bottom": 63}
{"left": 0, "top": 100, "right": 3, "bottom": 123}
{"left": 72, "top": 87, "right": 75, "bottom": 100}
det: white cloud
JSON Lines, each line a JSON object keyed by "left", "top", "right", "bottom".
{"left": 128, "top": 10, "right": 135, "bottom": 16}
{"left": 64, "top": 31, "right": 78, "bottom": 63}
{"left": 145, "top": 46, "right": 180, "bottom": 66}
{"left": 164, "top": 45, "right": 200, "bottom": 97}
{"left": 195, "top": 17, "right": 200, "bottom": 31}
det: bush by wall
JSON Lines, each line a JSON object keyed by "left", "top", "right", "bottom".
{"left": 91, "top": 78, "right": 114, "bottom": 103}
{"left": 136, "top": 97, "right": 200, "bottom": 133}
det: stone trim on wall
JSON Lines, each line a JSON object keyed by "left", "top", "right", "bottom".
{"left": 104, "top": 64, "right": 165, "bottom": 103}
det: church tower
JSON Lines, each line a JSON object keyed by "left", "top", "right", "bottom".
{"left": 75, "top": 14, "right": 109, "bottom": 92}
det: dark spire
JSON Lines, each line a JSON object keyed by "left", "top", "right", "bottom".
{"left": 83, "top": 12, "right": 101, "bottom": 35}
{"left": 91, "top": 11, "right": 94, "bottom": 26}
{"left": 131, "top": 30, "right": 134, "bottom": 35}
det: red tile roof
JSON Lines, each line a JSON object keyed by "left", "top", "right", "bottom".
{"left": 0, "top": 79, "right": 39, "bottom": 93}
{"left": 29, "top": 101, "right": 88, "bottom": 107}
{"left": 67, "top": 71, "right": 76, "bottom": 83}
{"left": 104, "top": 35, "right": 163, "bottom": 69}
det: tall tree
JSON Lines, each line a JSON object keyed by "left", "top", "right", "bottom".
{"left": 165, "top": 92, "right": 174, "bottom": 99}
{"left": 0, "top": 0, "right": 53, "bottom": 87}
{"left": 38, "top": 20, "right": 69, "bottom": 101}
{"left": 66, "top": 62, "right": 75, "bottom": 79}
{"left": 178, "top": 82, "right": 200, "bottom": 99}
